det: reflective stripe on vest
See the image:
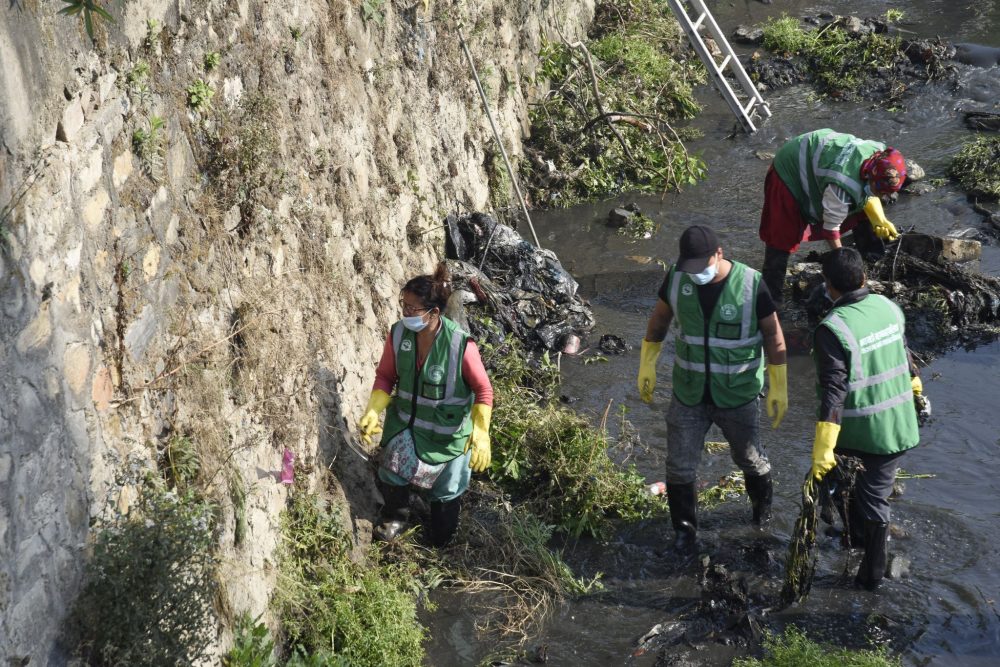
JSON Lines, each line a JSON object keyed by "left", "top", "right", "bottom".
{"left": 395, "top": 323, "right": 471, "bottom": 409}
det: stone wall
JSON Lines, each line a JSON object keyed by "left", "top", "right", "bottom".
{"left": 0, "top": 0, "right": 593, "bottom": 661}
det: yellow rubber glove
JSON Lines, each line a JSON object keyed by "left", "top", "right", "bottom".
{"left": 810, "top": 421, "right": 841, "bottom": 481}
{"left": 911, "top": 375, "right": 922, "bottom": 396}
{"left": 358, "top": 389, "right": 391, "bottom": 447}
{"left": 863, "top": 196, "right": 899, "bottom": 241}
{"left": 766, "top": 364, "right": 788, "bottom": 429}
{"left": 638, "top": 339, "right": 663, "bottom": 404}
{"left": 464, "top": 403, "right": 492, "bottom": 473}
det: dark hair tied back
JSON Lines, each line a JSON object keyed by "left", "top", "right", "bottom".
{"left": 402, "top": 262, "right": 452, "bottom": 312}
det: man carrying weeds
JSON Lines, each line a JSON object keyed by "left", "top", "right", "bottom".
{"left": 638, "top": 225, "right": 788, "bottom": 552}
{"left": 759, "top": 128, "right": 907, "bottom": 309}
{"left": 810, "top": 248, "right": 922, "bottom": 591}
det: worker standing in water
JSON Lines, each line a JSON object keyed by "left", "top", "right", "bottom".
{"left": 638, "top": 225, "right": 788, "bottom": 552}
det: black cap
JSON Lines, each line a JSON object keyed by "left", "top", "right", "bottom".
{"left": 676, "top": 225, "right": 720, "bottom": 273}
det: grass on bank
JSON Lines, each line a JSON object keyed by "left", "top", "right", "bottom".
{"left": 948, "top": 134, "right": 1000, "bottom": 200}
{"left": 759, "top": 14, "right": 905, "bottom": 100}
{"left": 733, "top": 626, "right": 901, "bottom": 667}
{"left": 523, "top": 0, "right": 706, "bottom": 206}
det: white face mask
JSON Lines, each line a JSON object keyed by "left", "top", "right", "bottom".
{"left": 687, "top": 261, "right": 718, "bottom": 286}
{"left": 402, "top": 314, "right": 429, "bottom": 332}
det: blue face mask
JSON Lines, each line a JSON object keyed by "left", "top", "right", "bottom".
{"left": 402, "top": 314, "right": 429, "bottom": 332}
{"left": 688, "top": 261, "right": 718, "bottom": 286}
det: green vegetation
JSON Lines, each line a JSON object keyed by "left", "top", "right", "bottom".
{"left": 483, "top": 335, "right": 654, "bottom": 537}
{"left": 618, "top": 211, "right": 657, "bottom": 240}
{"left": 224, "top": 614, "right": 346, "bottom": 667}
{"left": 58, "top": 0, "right": 114, "bottom": 41}
{"left": 132, "top": 115, "right": 167, "bottom": 179}
{"left": 948, "top": 134, "right": 1000, "bottom": 199}
{"left": 145, "top": 18, "right": 162, "bottom": 50}
{"left": 759, "top": 15, "right": 905, "bottom": 100}
{"left": 204, "top": 51, "right": 222, "bottom": 71}
{"left": 524, "top": 0, "right": 706, "bottom": 206}
{"left": 698, "top": 471, "right": 745, "bottom": 509}
{"left": 361, "top": 0, "right": 385, "bottom": 26}
{"left": 733, "top": 626, "right": 901, "bottom": 667}
{"left": 289, "top": 25, "right": 303, "bottom": 41}
{"left": 187, "top": 78, "right": 215, "bottom": 113}
{"left": 274, "top": 492, "right": 428, "bottom": 666}
{"left": 70, "top": 478, "right": 218, "bottom": 666}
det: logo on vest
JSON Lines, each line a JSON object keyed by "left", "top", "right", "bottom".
{"left": 720, "top": 304, "right": 738, "bottom": 321}
{"left": 682, "top": 284, "right": 694, "bottom": 296}
{"left": 427, "top": 365, "right": 446, "bottom": 383}
{"left": 400, "top": 339, "right": 413, "bottom": 353}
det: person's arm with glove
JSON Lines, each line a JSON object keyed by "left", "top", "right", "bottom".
{"left": 759, "top": 311, "right": 788, "bottom": 429}
{"left": 639, "top": 298, "right": 673, "bottom": 403}
{"left": 811, "top": 324, "right": 850, "bottom": 480}
{"left": 863, "top": 195, "right": 899, "bottom": 241}
{"left": 359, "top": 334, "right": 399, "bottom": 446}
{"left": 461, "top": 340, "right": 494, "bottom": 473}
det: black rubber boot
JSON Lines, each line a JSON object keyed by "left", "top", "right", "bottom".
{"left": 761, "top": 246, "right": 791, "bottom": 311}
{"left": 855, "top": 520, "right": 889, "bottom": 591}
{"left": 845, "top": 493, "right": 867, "bottom": 549}
{"left": 374, "top": 483, "right": 410, "bottom": 542}
{"left": 745, "top": 473, "right": 773, "bottom": 525}
{"left": 666, "top": 483, "right": 698, "bottom": 553}
{"left": 429, "top": 496, "right": 462, "bottom": 548}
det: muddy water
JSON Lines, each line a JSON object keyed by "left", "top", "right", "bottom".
{"left": 424, "top": 2, "right": 1000, "bottom": 664}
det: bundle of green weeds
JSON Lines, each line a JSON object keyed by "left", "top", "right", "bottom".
{"left": 481, "top": 336, "right": 654, "bottom": 538}
{"left": 523, "top": 0, "right": 707, "bottom": 206}
{"left": 780, "top": 473, "right": 820, "bottom": 606}
{"left": 948, "top": 134, "right": 1000, "bottom": 200}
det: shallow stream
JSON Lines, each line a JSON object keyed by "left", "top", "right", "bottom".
{"left": 425, "top": 1, "right": 1000, "bottom": 664}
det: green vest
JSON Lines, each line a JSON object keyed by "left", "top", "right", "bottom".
{"left": 381, "top": 316, "right": 474, "bottom": 464}
{"left": 814, "top": 294, "right": 919, "bottom": 455}
{"left": 665, "top": 261, "right": 765, "bottom": 408}
{"left": 773, "top": 128, "right": 884, "bottom": 225}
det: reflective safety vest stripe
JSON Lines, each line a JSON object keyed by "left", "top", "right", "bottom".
{"left": 667, "top": 261, "right": 765, "bottom": 407}
{"left": 814, "top": 294, "right": 919, "bottom": 455}
{"left": 380, "top": 316, "right": 474, "bottom": 464}
{"left": 773, "top": 129, "right": 884, "bottom": 225}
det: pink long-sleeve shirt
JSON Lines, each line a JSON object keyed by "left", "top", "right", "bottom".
{"left": 373, "top": 332, "right": 494, "bottom": 407}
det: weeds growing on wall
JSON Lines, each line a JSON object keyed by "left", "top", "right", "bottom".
{"left": 481, "top": 336, "right": 655, "bottom": 538}
{"left": 69, "top": 464, "right": 218, "bottom": 666}
{"left": 523, "top": 0, "right": 706, "bottom": 206}
{"left": 274, "top": 492, "right": 429, "bottom": 666}
{"left": 758, "top": 15, "right": 906, "bottom": 102}
{"left": 732, "top": 625, "right": 901, "bottom": 667}
{"left": 948, "top": 134, "right": 1000, "bottom": 200}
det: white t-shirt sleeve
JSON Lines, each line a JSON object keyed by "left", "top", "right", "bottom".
{"left": 821, "top": 185, "right": 852, "bottom": 232}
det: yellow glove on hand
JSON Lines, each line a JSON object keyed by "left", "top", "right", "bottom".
{"left": 766, "top": 364, "right": 788, "bottom": 429}
{"left": 810, "top": 421, "right": 841, "bottom": 481}
{"left": 911, "top": 375, "right": 923, "bottom": 396}
{"left": 358, "top": 389, "right": 391, "bottom": 447}
{"left": 464, "top": 404, "right": 492, "bottom": 473}
{"left": 638, "top": 339, "right": 663, "bottom": 404}
{"left": 863, "top": 196, "right": 899, "bottom": 241}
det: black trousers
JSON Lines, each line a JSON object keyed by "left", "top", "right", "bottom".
{"left": 837, "top": 447, "right": 906, "bottom": 524}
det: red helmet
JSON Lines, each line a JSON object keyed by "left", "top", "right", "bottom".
{"left": 861, "top": 147, "right": 907, "bottom": 195}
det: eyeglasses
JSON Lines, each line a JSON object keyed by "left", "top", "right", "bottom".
{"left": 399, "top": 300, "right": 431, "bottom": 316}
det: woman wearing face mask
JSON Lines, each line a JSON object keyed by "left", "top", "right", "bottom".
{"left": 357, "top": 262, "right": 493, "bottom": 546}
{"left": 637, "top": 225, "right": 788, "bottom": 552}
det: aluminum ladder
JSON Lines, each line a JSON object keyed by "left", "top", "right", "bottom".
{"left": 665, "top": 0, "right": 771, "bottom": 133}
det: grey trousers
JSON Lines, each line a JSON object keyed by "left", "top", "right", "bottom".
{"left": 838, "top": 447, "right": 905, "bottom": 524}
{"left": 665, "top": 395, "right": 771, "bottom": 484}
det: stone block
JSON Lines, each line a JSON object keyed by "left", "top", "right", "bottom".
{"left": 64, "top": 345, "right": 91, "bottom": 398}
{"left": 15, "top": 304, "right": 52, "bottom": 354}
{"left": 92, "top": 365, "right": 114, "bottom": 411}
{"left": 143, "top": 243, "right": 161, "bottom": 279}
{"left": 900, "top": 233, "right": 981, "bottom": 264}
{"left": 112, "top": 151, "right": 133, "bottom": 188}
{"left": 0, "top": 453, "right": 11, "bottom": 482}
{"left": 124, "top": 304, "right": 158, "bottom": 362}
{"left": 83, "top": 188, "right": 110, "bottom": 231}
{"left": 77, "top": 144, "right": 104, "bottom": 194}
{"left": 941, "top": 237, "right": 981, "bottom": 263}
{"left": 56, "top": 97, "right": 84, "bottom": 143}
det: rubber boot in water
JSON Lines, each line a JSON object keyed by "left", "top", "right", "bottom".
{"left": 374, "top": 482, "right": 410, "bottom": 543}
{"left": 846, "top": 491, "right": 867, "bottom": 549}
{"left": 666, "top": 483, "right": 698, "bottom": 553}
{"left": 855, "top": 520, "right": 889, "bottom": 591}
{"left": 761, "top": 246, "right": 790, "bottom": 311}
{"left": 745, "top": 473, "right": 773, "bottom": 525}
{"left": 429, "top": 496, "right": 462, "bottom": 548}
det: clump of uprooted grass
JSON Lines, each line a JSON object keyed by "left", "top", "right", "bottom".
{"left": 273, "top": 492, "right": 432, "bottom": 666}
{"left": 523, "top": 0, "right": 706, "bottom": 206}
{"left": 480, "top": 336, "right": 655, "bottom": 538}
{"left": 733, "top": 625, "right": 901, "bottom": 667}
{"left": 759, "top": 14, "right": 906, "bottom": 102}
{"left": 948, "top": 134, "right": 1000, "bottom": 200}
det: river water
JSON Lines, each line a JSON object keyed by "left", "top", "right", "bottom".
{"left": 425, "top": 1, "right": 1000, "bottom": 664}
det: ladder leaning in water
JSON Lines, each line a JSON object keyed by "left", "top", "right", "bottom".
{"left": 665, "top": 0, "right": 771, "bottom": 134}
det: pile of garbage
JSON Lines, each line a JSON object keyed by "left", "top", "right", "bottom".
{"left": 443, "top": 213, "right": 595, "bottom": 352}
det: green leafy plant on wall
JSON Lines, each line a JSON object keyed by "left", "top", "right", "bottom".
{"left": 187, "top": 78, "right": 215, "bottom": 113}
{"left": 58, "top": 0, "right": 114, "bottom": 40}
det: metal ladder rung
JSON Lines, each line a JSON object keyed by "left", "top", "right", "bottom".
{"left": 743, "top": 97, "right": 758, "bottom": 115}
{"left": 717, "top": 54, "right": 732, "bottom": 72}
{"left": 691, "top": 12, "right": 706, "bottom": 30}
